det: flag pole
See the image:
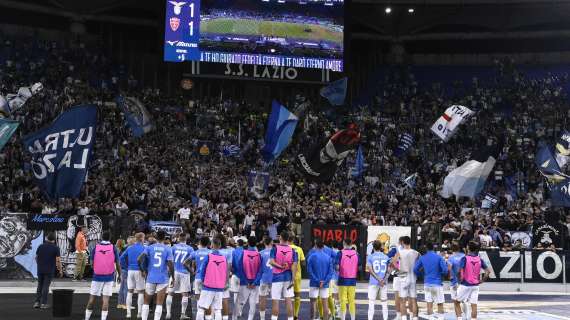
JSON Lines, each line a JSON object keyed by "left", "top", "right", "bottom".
{"left": 238, "top": 120, "right": 241, "bottom": 146}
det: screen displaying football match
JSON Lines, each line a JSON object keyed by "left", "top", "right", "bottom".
{"left": 164, "top": 0, "right": 344, "bottom": 72}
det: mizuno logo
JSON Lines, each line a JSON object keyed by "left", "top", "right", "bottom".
{"left": 542, "top": 159, "right": 550, "bottom": 168}
{"left": 98, "top": 250, "right": 110, "bottom": 255}
{"left": 247, "top": 255, "right": 257, "bottom": 260}
{"left": 167, "top": 41, "right": 178, "bottom": 46}
{"left": 169, "top": 1, "right": 186, "bottom": 15}
{"left": 346, "top": 254, "right": 355, "bottom": 259}
{"left": 280, "top": 251, "right": 289, "bottom": 256}
{"left": 213, "top": 261, "right": 223, "bottom": 266}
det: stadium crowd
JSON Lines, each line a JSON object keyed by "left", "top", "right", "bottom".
{"left": 0, "top": 37, "right": 569, "bottom": 252}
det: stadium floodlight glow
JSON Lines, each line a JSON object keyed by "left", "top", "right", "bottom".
{"left": 408, "top": 8, "right": 414, "bottom": 13}
{"left": 385, "top": 7, "right": 391, "bottom": 14}
{"left": 277, "top": 0, "right": 285, "bottom": 3}
{"left": 262, "top": 0, "right": 269, "bottom": 2}
{"left": 270, "top": 48, "right": 276, "bottom": 53}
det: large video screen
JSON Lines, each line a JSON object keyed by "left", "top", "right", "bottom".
{"left": 164, "top": 0, "right": 344, "bottom": 72}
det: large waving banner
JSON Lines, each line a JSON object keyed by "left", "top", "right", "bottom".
{"left": 431, "top": 105, "right": 474, "bottom": 142}
{"left": 0, "top": 118, "right": 19, "bottom": 151}
{"left": 22, "top": 105, "right": 97, "bottom": 199}
{"left": 296, "top": 125, "right": 360, "bottom": 182}
{"left": 116, "top": 96, "right": 153, "bottom": 138}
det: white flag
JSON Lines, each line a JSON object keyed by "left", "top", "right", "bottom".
{"left": 431, "top": 105, "right": 474, "bottom": 142}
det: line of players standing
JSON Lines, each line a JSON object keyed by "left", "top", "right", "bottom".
{"left": 83, "top": 229, "right": 490, "bottom": 320}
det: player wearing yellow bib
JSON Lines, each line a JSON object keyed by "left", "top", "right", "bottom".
{"left": 290, "top": 238, "right": 306, "bottom": 320}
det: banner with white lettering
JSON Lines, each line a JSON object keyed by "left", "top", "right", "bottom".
{"left": 431, "top": 105, "right": 474, "bottom": 142}
{"left": 22, "top": 105, "right": 97, "bottom": 199}
{"left": 480, "top": 250, "right": 569, "bottom": 283}
{"left": 149, "top": 220, "right": 183, "bottom": 238}
{"left": 27, "top": 213, "right": 68, "bottom": 231}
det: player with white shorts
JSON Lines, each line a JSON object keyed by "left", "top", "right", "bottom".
{"left": 307, "top": 239, "right": 334, "bottom": 320}
{"left": 120, "top": 232, "right": 146, "bottom": 319}
{"left": 457, "top": 241, "right": 491, "bottom": 320}
{"left": 195, "top": 238, "right": 228, "bottom": 320}
{"left": 166, "top": 236, "right": 194, "bottom": 320}
{"left": 138, "top": 231, "right": 174, "bottom": 320}
{"left": 84, "top": 234, "right": 121, "bottom": 320}
{"left": 367, "top": 240, "right": 390, "bottom": 320}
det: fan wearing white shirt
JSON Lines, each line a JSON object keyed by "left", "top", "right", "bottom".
{"left": 177, "top": 202, "right": 192, "bottom": 233}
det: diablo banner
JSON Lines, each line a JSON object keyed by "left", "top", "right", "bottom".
{"left": 303, "top": 223, "right": 367, "bottom": 277}
{"left": 480, "top": 250, "right": 569, "bottom": 283}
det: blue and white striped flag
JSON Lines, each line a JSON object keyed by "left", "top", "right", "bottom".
{"left": 222, "top": 144, "right": 240, "bottom": 157}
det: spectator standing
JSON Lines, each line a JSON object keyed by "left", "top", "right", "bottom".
{"left": 267, "top": 219, "right": 280, "bottom": 241}
{"left": 74, "top": 226, "right": 88, "bottom": 281}
{"left": 177, "top": 202, "right": 192, "bottom": 233}
{"left": 34, "top": 232, "right": 62, "bottom": 309}
{"left": 290, "top": 206, "right": 305, "bottom": 240}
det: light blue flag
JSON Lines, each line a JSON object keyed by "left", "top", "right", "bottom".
{"left": 261, "top": 101, "right": 299, "bottom": 162}
{"left": 0, "top": 118, "right": 19, "bottom": 151}
{"left": 320, "top": 77, "right": 348, "bottom": 106}
{"left": 351, "top": 145, "right": 365, "bottom": 177}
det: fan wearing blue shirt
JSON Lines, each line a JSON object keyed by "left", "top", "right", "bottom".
{"left": 307, "top": 238, "right": 334, "bottom": 320}
{"left": 119, "top": 232, "right": 146, "bottom": 319}
{"left": 165, "top": 233, "right": 194, "bottom": 320}
{"left": 366, "top": 240, "right": 390, "bottom": 320}
{"left": 413, "top": 242, "right": 449, "bottom": 319}
{"left": 137, "top": 230, "right": 174, "bottom": 320}
{"left": 447, "top": 242, "right": 466, "bottom": 320}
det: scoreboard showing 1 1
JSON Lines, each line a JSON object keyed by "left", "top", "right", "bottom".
{"left": 164, "top": 1, "right": 201, "bottom": 62}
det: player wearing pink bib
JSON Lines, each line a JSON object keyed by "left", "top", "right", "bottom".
{"left": 195, "top": 237, "right": 230, "bottom": 320}
{"left": 457, "top": 241, "right": 490, "bottom": 320}
{"left": 84, "top": 232, "right": 121, "bottom": 320}
{"left": 269, "top": 231, "right": 298, "bottom": 320}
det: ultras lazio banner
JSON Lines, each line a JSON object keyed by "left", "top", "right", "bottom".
{"left": 22, "top": 105, "right": 97, "bottom": 199}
